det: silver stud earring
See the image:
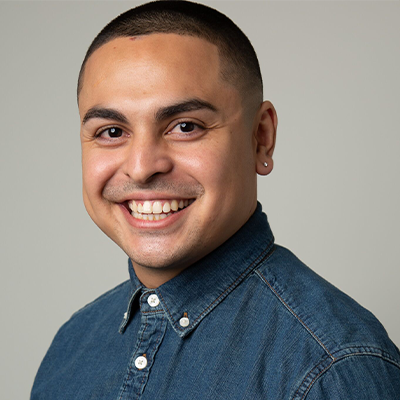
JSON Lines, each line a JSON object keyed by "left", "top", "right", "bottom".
{"left": 263, "top": 162, "right": 268, "bottom": 167}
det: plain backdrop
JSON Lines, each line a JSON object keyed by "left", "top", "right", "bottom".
{"left": 1, "top": 1, "right": 399, "bottom": 398}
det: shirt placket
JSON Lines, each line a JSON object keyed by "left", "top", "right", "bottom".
{"left": 118, "top": 290, "right": 167, "bottom": 400}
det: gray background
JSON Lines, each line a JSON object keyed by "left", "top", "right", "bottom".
{"left": 1, "top": 1, "right": 399, "bottom": 398}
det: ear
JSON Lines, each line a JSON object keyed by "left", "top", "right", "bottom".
{"left": 254, "top": 101, "right": 277, "bottom": 176}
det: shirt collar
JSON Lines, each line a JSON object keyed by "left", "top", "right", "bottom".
{"left": 120, "top": 202, "right": 274, "bottom": 337}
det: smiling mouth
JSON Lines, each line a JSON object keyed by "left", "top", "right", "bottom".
{"left": 127, "top": 199, "right": 194, "bottom": 220}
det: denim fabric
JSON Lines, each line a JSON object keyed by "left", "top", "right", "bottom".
{"left": 31, "top": 203, "right": 400, "bottom": 399}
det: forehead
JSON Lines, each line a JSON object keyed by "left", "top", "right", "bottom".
{"left": 79, "top": 34, "right": 233, "bottom": 112}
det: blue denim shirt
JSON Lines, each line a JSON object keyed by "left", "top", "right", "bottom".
{"left": 31, "top": 204, "right": 400, "bottom": 399}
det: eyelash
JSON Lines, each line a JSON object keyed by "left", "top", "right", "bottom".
{"left": 94, "top": 126, "right": 125, "bottom": 139}
{"left": 167, "top": 120, "right": 205, "bottom": 137}
{"left": 94, "top": 120, "right": 206, "bottom": 142}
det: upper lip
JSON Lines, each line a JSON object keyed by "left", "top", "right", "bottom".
{"left": 118, "top": 193, "right": 196, "bottom": 203}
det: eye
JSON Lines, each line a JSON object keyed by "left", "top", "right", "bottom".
{"left": 177, "top": 122, "right": 196, "bottom": 133}
{"left": 167, "top": 121, "right": 205, "bottom": 137}
{"left": 97, "top": 127, "right": 124, "bottom": 138}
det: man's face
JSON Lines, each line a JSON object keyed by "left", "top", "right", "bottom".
{"left": 79, "top": 34, "right": 259, "bottom": 285}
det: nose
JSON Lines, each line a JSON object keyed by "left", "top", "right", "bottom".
{"left": 122, "top": 133, "right": 173, "bottom": 185}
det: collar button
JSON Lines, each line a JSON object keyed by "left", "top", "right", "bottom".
{"left": 147, "top": 294, "right": 160, "bottom": 307}
{"left": 179, "top": 316, "right": 190, "bottom": 327}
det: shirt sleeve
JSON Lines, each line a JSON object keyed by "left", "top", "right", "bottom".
{"left": 304, "top": 354, "right": 400, "bottom": 399}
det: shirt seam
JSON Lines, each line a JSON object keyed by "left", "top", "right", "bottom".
{"left": 119, "top": 285, "right": 144, "bottom": 334}
{"left": 118, "top": 320, "right": 149, "bottom": 400}
{"left": 255, "top": 270, "right": 400, "bottom": 399}
{"left": 134, "top": 314, "right": 166, "bottom": 400}
{"left": 331, "top": 345, "right": 400, "bottom": 366}
{"left": 255, "top": 270, "right": 335, "bottom": 360}
{"left": 142, "top": 309, "right": 165, "bottom": 314}
{"left": 297, "top": 350, "right": 400, "bottom": 400}
{"left": 334, "top": 350, "right": 400, "bottom": 368}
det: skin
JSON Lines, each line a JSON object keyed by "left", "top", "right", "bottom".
{"left": 79, "top": 34, "right": 277, "bottom": 288}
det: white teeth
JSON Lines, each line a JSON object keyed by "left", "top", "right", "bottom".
{"left": 152, "top": 201, "right": 162, "bottom": 214}
{"left": 130, "top": 200, "right": 138, "bottom": 213}
{"left": 143, "top": 201, "right": 152, "bottom": 214}
{"left": 171, "top": 200, "right": 178, "bottom": 211}
{"left": 130, "top": 198, "right": 194, "bottom": 219}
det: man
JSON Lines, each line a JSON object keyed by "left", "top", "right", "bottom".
{"left": 31, "top": 1, "right": 400, "bottom": 399}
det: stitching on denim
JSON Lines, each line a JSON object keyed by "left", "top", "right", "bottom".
{"left": 296, "top": 350, "right": 400, "bottom": 399}
{"left": 190, "top": 244, "right": 276, "bottom": 327}
{"left": 151, "top": 314, "right": 166, "bottom": 354}
{"left": 155, "top": 292, "right": 177, "bottom": 333}
{"left": 119, "top": 287, "right": 142, "bottom": 334}
{"left": 256, "top": 270, "right": 334, "bottom": 360}
{"left": 158, "top": 241, "right": 275, "bottom": 333}
{"left": 118, "top": 319, "right": 149, "bottom": 400}
{"left": 332, "top": 348, "right": 400, "bottom": 369}
{"left": 135, "top": 314, "right": 166, "bottom": 400}
{"left": 337, "top": 351, "right": 400, "bottom": 366}
{"left": 298, "top": 360, "right": 334, "bottom": 400}
{"left": 135, "top": 370, "right": 147, "bottom": 400}
{"left": 149, "top": 314, "right": 166, "bottom": 366}
{"left": 142, "top": 309, "right": 164, "bottom": 314}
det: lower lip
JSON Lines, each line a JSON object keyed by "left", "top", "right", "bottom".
{"left": 119, "top": 203, "right": 191, "bottom": 229}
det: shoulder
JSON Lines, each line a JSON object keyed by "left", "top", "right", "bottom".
{"left": 56, "top": 279, "right": 131, "bottom": 337}
{"left": 303, "top": 355, "right": 400, "bottom": 399}
{"left": 71, "top": 279, "right": 131, "bottom": 317}
{"left": 255, "top": 244, "right": 399, "bottom": 356}
{"left": 31, "top": 280, "right": 133, "bottom": 397}
{"left": 254, "top": 244, "right": 400, "bottom": 398}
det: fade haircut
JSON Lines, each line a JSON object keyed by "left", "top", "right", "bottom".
{"left": 77, "top": 0, "right": 263, "bottom": 106}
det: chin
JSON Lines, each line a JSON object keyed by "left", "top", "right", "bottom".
{"left": 126, "top": 238, "right": 202, "bottom": 271}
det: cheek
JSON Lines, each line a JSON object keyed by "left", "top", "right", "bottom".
{"left": 173, "top": 140, "right": 229, "bottom": 183}
{"left": 82, "top": 149, "right": 120, "bottom": 196}
{"left": 173, "top": 134, "right": 250, "bottom": 195}
{"left": 206, "top": 133, "right": 254, "bottom": 180}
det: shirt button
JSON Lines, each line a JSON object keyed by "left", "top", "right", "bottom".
{"left": 179, "top": 317, "right": 190, "bottom": 327}
{"left": 135, "top": 355, "right": 147, "bottom": 370}
{"left": 147, "top": 294, "right": 160, "bottom": 307}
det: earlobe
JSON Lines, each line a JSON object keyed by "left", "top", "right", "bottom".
{"left": 257, "top": 158, "right": 274, "bottom": 176}
{"left": 255, "top": 101, "right": 277, "bottom": 176}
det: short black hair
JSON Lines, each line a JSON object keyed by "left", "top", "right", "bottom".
{"left": 77, "top": 0, "right": 263, "bottom": 106}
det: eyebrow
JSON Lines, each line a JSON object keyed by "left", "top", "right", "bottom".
{"left": 155, "top": 98, "right": 218, "bottom": 121}
{"left": 82, "top": 98, "right": 218, "bottom": 126}
{"left": 82, "top": 107, "right": 128, "bottom": 125}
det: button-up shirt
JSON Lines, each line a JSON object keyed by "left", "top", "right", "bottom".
{"left": 31, "top": 204, "right": 400, "bottom": 399}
